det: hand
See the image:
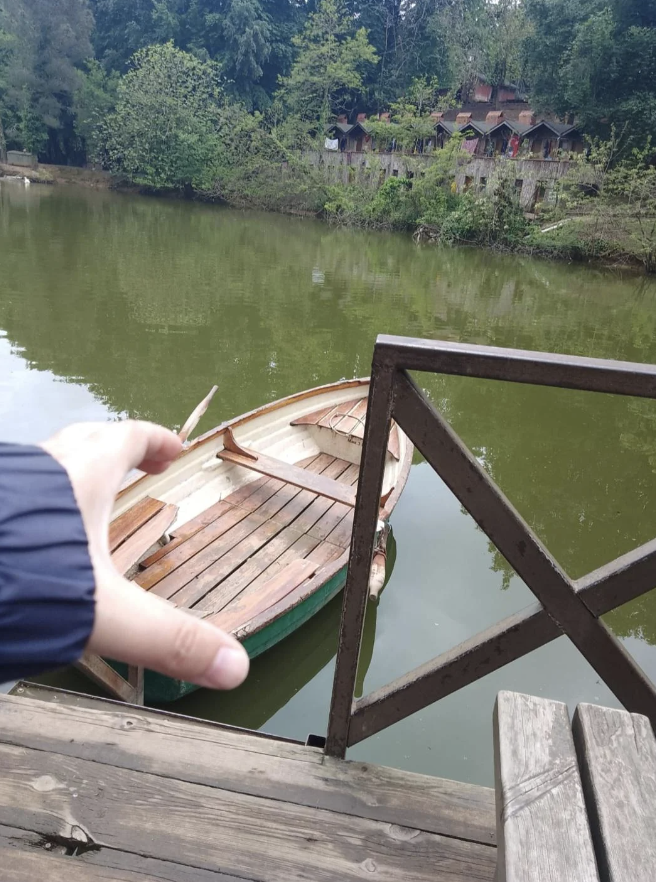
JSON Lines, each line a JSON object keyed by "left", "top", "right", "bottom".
{"left": 42, "top": 421, "right": 250, "bottom": 690}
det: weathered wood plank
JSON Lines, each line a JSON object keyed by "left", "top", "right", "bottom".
{"left": 0, "top": 739, "right": 496, "bottom": 882}
{"left": 137, "top": 503, "right": 260, "bottom": 591}
{"left": 208, "top": 559, "right": 318, "bottom": 633}
{"left": 144, "top": 455, "right": 334, "bottom": 598}
{"left": 109, "top": 497, "right": 165, "bottom": 553}
{"left": 0, "top": 824, "right": 247, "bottom": 882}
{"left": 494, "top": 691, "right": 599, "bottom": 882}
{"left": 200, "top": 458, "right": 353, "bottom": 615}
{"left": 197, "top": 530, "right": 321, "bottom": 614}
{"left": 307, "top": 463, "right": 359, "bottom": 542}
{"left": 168, "top": 463, "right": 338, "bottom": 607}
{"left": 141, "top": 499, "right": 234, "bottom": 567}
{"left": 111, "top": 504, "right": 178, "bottom": 576}
{"left": 573, "top": 703, "right": 656, "bottom": 882}
{"left": 141, "top": 460, "right": 317, "bottom": 568}
{"left": 0, "top": 694, "right": 495, "bottom": 845}
{"left": 218, "top": 448, "right": 357, "bottom": 507}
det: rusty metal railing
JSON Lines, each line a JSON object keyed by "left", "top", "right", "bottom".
{"left": 325, "top": 336, "right": 656, "bottom": 758}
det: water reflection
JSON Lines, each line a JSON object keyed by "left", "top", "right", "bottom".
{"left": 2, "top": 184, "right": 656, "bottom": 783}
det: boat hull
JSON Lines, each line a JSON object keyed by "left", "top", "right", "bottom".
{"left": 114, "top": 560, "right": 348, "bottom": 703}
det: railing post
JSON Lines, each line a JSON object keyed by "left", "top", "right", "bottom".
{"left": 325, "top": 355, "right": 396, "bottom": 758}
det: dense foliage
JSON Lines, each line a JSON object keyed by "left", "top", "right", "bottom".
{"left": 2, "top": 0, "right": 656, "bottom": 167}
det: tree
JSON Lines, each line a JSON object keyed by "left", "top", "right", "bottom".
{"left": 524, "top": 0, "right": 656, "bottom": 147}
{"left": 279, "top": 0, "right": 378, "bottom": 128}
{"left": 221, "top": 0, "right": 271, "bottom": 107}
{"left": 104, "top": 43, "right": 221, "bottom": 189}
{"left": 74, "top": 58, "right": 119, "bottom": 163}
{"left": 0, "top": 23, "right": 13, "bottom": 159}
{"left": 0, "top": 0, "right": 94, "bottom": 161}
{"left": 556, "top": 134, "right": 656, "bottom": 272}
{"left": 367, "top": 76, "right": 447, "bottom": 152}
{"left": 88, "top": 0, "right": 175, "bottom": 72}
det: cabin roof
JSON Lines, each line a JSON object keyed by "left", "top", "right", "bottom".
{"left": 487, "top": 120, "right": 532, "bottom": 137}
{"left": 524, "top": 121, "right": 578, "bottom": 138}
{"left": 460, "top": 121, "right": 493, "bottom": 136}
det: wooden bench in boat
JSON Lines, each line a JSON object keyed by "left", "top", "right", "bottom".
{"left": 291, "top": 395, "right": 401, "bottom": 460}
{"left": 215, "top": 428, "right": 357, "bottom": 508}
{"left": 110, "top": 498, "right": 178, "bottom": 575}
{"left": 494, "top": 690, "right": 656, "bottom": 882}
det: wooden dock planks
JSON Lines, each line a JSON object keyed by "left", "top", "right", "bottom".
{"left": 0, "top": 692, "right": 496, "bottom": 882}
{"left": 494, "top": 692, "right": 600, "bottom": 882}
{"left": 573, "top": 703, "right": 656, "bottom": 882}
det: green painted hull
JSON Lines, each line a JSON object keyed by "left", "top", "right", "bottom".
{"left": 112, "top": 563, "right": 348, "bottom": 703}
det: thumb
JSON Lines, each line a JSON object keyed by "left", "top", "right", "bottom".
{"left": 90, "top": 571, "right": 249, "bottom": 689}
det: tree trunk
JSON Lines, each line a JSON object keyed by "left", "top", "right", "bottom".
{"left": 0, "top": 114, "right": 6, "bottom": 163}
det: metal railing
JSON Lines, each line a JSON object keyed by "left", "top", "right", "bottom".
{"left": 325, "top": 335, "right": 656, "bottom": 758}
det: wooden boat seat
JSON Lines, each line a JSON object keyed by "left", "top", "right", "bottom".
{"left": 216, "top": 429, "right": 356, "bottom": 508}
{"left": 291, "top": 396, "right": 400, "bottom": 460}
{"left": 109, "top": 496, "right": 178, "bottom": 576}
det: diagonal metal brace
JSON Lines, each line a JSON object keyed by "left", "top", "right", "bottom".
{"left": 392, "top": 369, "right": 656, "bottom": 722}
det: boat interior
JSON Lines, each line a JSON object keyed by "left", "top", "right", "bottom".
{"left": 108, "top": 384, "right": 405, "bottom": 642}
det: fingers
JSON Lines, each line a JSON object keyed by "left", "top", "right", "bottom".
{"left": 90, "top": 573, "right": 250, "bottom": 689}
{"left": 41, "top": 419, "right": 249, "bottom": 690}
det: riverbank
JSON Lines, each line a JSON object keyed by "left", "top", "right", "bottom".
{"left": 0, "top": 162, "right": 122, "bottom": 189}
{"left": 2, "top": 160, "right": 646, "bottom": 273}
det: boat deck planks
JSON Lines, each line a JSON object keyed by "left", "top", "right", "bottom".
{"left": 0, "top": 689, "right": 497, "bottom": 882}
{"left": 135, "top": 453, "right": 358, "bottom": 627}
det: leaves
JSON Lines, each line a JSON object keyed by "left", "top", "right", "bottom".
{"left": 278, "top": 0, "right": 378, "bottom": 127}
{"left": 104, "top": 43, "right": 222, "bottom": 189}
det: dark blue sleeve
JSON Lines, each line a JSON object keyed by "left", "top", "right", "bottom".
{"left": 0, "top": 443, "right": 95, "bottom": 682}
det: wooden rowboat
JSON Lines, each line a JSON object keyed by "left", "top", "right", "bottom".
{"left": 89, "top": 379, "right": 413, "bottom": 703}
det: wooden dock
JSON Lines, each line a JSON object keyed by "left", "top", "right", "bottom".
{"left": 0, "top": 684, "right": 496, "bottom": 882}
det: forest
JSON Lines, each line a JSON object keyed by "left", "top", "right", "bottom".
{"left": 1, "top": 0, "right": 656, "bottom": 268}
{"left": 1, "top": 0, "right": 656, "bottom": 166}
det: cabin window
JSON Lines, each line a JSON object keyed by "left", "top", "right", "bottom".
{"left": 392, "top": 169, "right": 399, "bottom": 177}
{"left": 479, "top": 176, "right": 487, "bottom": 192}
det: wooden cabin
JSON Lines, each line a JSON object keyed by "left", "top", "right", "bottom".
{"left": 524, "top": 121, "right": 584, "bottom": 158}
{"left": 327, "top": 121, "right": 373, "bottom": 153}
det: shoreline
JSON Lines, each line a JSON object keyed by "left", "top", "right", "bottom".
{"left": 1, "top": 162, "right": 646, "bottom": 275}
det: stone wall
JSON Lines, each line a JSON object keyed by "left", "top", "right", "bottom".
{"left": 304, "top": 150, "right": 574, "bottom": 209}
{"left": 6, "top": 150, "right": 37, "bottom": 169}
{"left": 304, "top": 150, "right": 434, "bottom": 187}
{"left": 455, "top": 155, "right": 573, "bottom": 209}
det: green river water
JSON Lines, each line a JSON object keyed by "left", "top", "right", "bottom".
{"left": 2, "top": 178, "right": 656, "bottom": 787}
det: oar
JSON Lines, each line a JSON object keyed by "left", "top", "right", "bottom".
{"left": 178, "top": 385, "right": 218, "bottom": 443}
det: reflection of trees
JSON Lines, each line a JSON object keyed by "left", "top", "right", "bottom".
{"left": 3, "top": 188, "right": 656, "bottom": 643}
